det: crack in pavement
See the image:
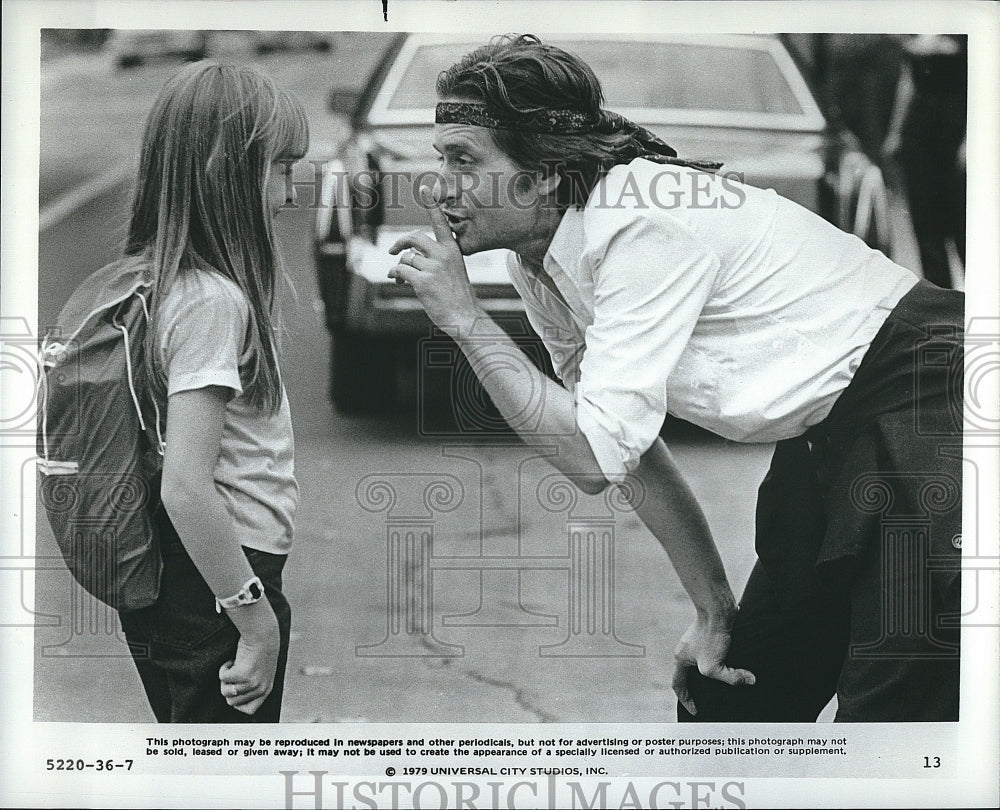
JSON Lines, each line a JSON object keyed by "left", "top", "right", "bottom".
{"left": 414, "top": 632, "right": 558, "bottom": 722}
{"left": 463, "top": 669, "right": 560, "bottom": 724}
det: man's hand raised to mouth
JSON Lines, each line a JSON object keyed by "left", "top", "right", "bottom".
{"left": 387, "top": 185, "right": 484, "bottom": 339}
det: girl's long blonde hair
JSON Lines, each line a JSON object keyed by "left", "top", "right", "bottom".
{"left": 126, "top": 60, "right": 308, "bottom": 413}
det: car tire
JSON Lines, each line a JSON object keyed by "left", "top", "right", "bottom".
{"left": 329, "top": 329, "right": 397, "bottom": 415}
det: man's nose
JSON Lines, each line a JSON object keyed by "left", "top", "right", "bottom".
{"left": 425, "top": 172, "right": 454, "bottom": 203}
{"left": 432, "top": 170, "right": 475, "bottom": 203}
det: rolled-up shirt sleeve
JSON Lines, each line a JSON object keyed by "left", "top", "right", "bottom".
{"left": 574, "top": 210, "right": 720, "bottom": 483}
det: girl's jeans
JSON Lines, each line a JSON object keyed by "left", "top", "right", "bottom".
{"left": 119, "top": 507, "right": 291, "bottom": 723}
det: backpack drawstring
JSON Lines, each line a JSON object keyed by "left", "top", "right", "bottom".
{"left": 117, "top": 316, "right": 166, "bottom": 456}
{"left": 151, "top": 394, "right": 166, "bottom": 456}
{"left": 117, "top": 322, "right": 148, "bottom": 434}
{"left": 135, "top": 291, "right": 166, "bottom": 456}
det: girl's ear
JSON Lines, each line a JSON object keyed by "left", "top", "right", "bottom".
{"left": 536, "top": 168, "right": 561, "bottom": 198}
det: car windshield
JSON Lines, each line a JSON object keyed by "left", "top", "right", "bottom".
{"left": 386, "top": 39, "right": 803, "bottom": 116}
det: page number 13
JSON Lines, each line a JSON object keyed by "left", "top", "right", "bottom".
{"left": 923, "top": 756, "right": 941, "bottom": 769}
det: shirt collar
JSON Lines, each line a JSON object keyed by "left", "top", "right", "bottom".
{"left": 507, "top": 205, "right": 589, "bottom": 318}
{"left": 543, "top": 205, "right": 587, "bottom": 279}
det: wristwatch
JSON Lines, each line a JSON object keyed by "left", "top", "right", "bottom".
{"left": 215, "top": 576, "right": 265, "bottom": 613}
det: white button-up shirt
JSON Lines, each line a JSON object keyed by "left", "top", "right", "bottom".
{"left": 506, "top": 159, "right": 917, "bottom": 483}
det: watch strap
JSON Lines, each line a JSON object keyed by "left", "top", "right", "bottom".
{"left": 215, "top": 576, "right": 265, "bottom": 613}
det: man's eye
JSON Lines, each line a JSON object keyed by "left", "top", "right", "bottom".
{"left": 439, "top": 154, "right": 473, "bottom": 168}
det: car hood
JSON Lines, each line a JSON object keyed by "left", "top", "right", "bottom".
{"left": 369, "top": 121, "right": 827, "bottom": 211}
{"left": 348, "top": 230, "right": 512, "bottom": 286}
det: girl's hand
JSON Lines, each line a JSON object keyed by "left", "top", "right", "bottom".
{"left": 387, "top": 187, "right": 483, "bottom": 336}
{"left": 671, "top": 610, "right": 755, "bottom": 716}
{"left": 218, "top": 604, "right": 281, "bottom": 715}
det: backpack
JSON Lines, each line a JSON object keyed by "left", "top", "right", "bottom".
{"left": 37, "top": 255, "right": 166, "bottom": 611}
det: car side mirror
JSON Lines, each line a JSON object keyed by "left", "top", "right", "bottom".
{"left": 328, "top": 88, "right": 362, "bottom": 116}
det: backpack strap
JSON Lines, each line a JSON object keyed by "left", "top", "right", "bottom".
{"left": 37, "top": 337, "right": 54, "bottom": 463}
{"left": 37, "top": 333, "right": 73, "bottom": 463}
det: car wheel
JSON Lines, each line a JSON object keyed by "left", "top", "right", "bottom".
{"left": 329, "top": 329, "right": 397, "bottom": 415}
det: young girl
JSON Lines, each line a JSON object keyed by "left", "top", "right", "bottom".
{"left": 117, "top": 61, "right": 307, "bottom": 722}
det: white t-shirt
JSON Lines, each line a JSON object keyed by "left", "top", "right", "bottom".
{"left": 507, "top": 159, "right": 918, "bottom": 484}
{"left": 157, "top": 267, "right": 297, "bottom": 555}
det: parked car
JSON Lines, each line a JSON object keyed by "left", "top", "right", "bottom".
{"left": 313, "top": 33, "right": 894, "bottom": 416}
{"left": 251, "top": 31, "right": 334, "bottom": 54}
{"left": 107, "top": 29, "right": 208, "bottom": 69}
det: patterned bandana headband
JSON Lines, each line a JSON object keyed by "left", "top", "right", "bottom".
{"left": 435, "top": 101, "right": 723, "bottom": 172}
